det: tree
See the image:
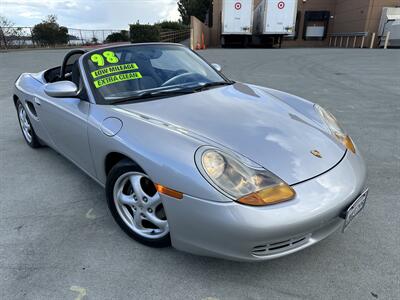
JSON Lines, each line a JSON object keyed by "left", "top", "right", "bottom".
{"left": 0, "top": 15, "right": 24, "bottom": 48}
{"left": 32, "top": 15, "right": 69, "bottom": 46}
{"left": 130, "top": 24, "right": 160, "bottom": 43}
{"left": 105, "top": 30, "right": 129, "bottom": 43}
{"left": 178, "top": 0, "right": 211, "bottom": 25}
{"left": 156, "top": 20, "right": 188, "bottom": 31}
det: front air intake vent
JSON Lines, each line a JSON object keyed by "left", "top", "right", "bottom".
{"left": 252, "top": 234, "right": 311, "bottom": 256}
{"left": 26, "top": 101, "right": 37, "bottom": 117}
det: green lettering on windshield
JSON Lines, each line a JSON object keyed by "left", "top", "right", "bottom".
{"left": 103, "top": 51, "right": 119, "bottom": 63}
{"left": 90, "top": 51, "right": 119, "bottom": 67}
{"left": 91, "top": 63, "right": 139, "bottom": 79}
{"left": 90, "top": 54, "right": 105, "bottom": 67}
{"left": 94, "top": 72, "right": 142, "bottom": 88}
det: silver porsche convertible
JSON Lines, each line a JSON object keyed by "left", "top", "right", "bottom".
{"left": 13, "top": 43, "right": 368, "bottom": 261}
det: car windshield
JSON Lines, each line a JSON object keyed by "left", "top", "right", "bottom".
{"left": 82, "top": 44, "right": 228, "bottom": 104}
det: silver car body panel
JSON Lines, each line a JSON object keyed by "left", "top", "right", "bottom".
{"left": 165, "top": 150, "right": 366, "bottom": 261}
{"left": 13, "top": 44, "right": 367, "bottom": 261}
{"left": 117, "top": 83, "right": 346, "bottom": 185}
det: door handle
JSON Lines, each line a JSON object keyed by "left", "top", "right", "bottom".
{"left": 34, "top": 97, "right": 41, "bottom": 106}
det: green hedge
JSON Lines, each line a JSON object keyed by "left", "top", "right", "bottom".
{"left": 105, "top": 30, "right": 129, "bottom": 43}
{"left": 130, "top": 24, "right": 160, "bottom": 43}
{"left": 156, "top": 21, "right": 188, "bottom": 31}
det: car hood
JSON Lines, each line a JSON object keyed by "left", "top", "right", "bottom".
{"left": 118, "top": 83, "right": 345, "bottom": 185}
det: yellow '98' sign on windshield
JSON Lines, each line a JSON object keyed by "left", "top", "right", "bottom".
{"left": 90, "top": 51, "right": 119, "bottom": 67}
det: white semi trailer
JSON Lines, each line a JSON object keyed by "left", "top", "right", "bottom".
{"left": 221, "top": 0, "right": 253, "bottom": 47}
{"left": 253, "top": 0, "right": 298, "bottom": 47}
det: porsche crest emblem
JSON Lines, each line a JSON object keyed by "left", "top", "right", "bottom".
{"left": 310, "top": 150, "right": 322, "bottom": 158}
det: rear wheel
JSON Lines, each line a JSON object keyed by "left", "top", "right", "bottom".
{"left": 16, "top": 100, "right": 41, "bottom": 148}
{"left": 106, "top": 160, "right": 171, "bottom": 247}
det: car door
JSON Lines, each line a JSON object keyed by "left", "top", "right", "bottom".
{"left": 34, "top": 87, "right": 96, "bottom": 177}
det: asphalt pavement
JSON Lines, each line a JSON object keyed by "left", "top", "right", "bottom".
{"left": 0, "top": 47, "right": 399, "bottom": 299}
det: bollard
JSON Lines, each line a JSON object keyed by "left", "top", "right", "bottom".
{"left": 361, "top": 36, "right": 365, "bottom": 48}
{"left": 384, "top": 31, "right": 391, "bottom": 49}
{"left": 353, "top": 36, "right": 357, "bottom": 48}
{"left": 370, "top": 32, "right": 375, "bottom": 48}
{"left": 190, "top": 28, "right": 194, "bottom": 50}
{"left": 334, "top": 36, "right": 337, "bottom": 47}
{"left": 346, "top": 36, "right": 350, "bottom": 48}
{"left": 340, "top": 36, "right": 343, "bottom": 47}
{"left": 329, "top": 36, "right": 332, "bottom": 47}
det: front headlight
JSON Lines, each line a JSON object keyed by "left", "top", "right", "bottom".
{"left": 315, "top": 104, "right": 356, "bottom": 153}
{"left": 196, "top": 147, "right": 295, "bottom": 206}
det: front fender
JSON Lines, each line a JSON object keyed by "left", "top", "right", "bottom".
{"left": 87, "top": 104, "right": 229, "bottom": 202}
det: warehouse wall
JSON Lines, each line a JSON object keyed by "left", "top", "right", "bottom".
{"left": 210, "top": 0, "right": 223, "bottom": 47}
{"left": 283, "top": 0, "right": 336, "bottom": 47}
{"left": 191, "top": 16, "right": 211, "bottom": 49}
{"left": 365, "top": 0, "right": 400, "bottom": 37}
{"left": 332, "top": 0, "right": 400, "bottom": 46}
{"left": 331, "top": 0, "right": 371, "bottom": 33}
{"left": 204, "top": 0, "right": 400, "bottom": 47}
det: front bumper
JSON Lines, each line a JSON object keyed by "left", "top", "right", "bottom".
{"left": 163, "top": 150, "right": 367, "bottom": 261}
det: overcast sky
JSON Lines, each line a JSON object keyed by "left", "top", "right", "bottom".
{"left": 0, "top": 0, "right": 181, "bottom": 29}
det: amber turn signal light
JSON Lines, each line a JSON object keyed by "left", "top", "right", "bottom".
{"left": 237, "top": 184, "right": 296, "bottom": 206}
{"left": 155, "top": 184, "right": 183, "bottom": 199}
{"left": 335, "top": 133, "right": 356, "bottom": 154}
{"left": 343, "top": 135, "right": 356, "bottom": 154}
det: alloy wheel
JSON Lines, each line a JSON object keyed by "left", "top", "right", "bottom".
{"left": 113, "top": 171, "right": 169, "bottom": 239}
{"left": 18, "top": 104, "right": 33, "bottom": 143}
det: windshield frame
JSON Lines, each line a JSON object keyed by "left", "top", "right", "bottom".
{"left": 79, "top": 43, "right": 231, "bottom": 105}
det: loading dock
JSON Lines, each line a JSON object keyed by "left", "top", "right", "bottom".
{"left": 192, "top": 0, "right": 400, "bottom": 48}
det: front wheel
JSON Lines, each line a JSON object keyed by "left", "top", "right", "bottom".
{"left": 16, "top": 100, "right": 41, "bottom": 148}
{"left": 106, "top": 159, "right": 171, "bottom": 247}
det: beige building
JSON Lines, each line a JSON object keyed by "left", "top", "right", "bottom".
{"left": 193, "top": 0, "right": 400, "bottom": 47}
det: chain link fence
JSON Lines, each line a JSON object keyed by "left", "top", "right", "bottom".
{"left": 0, "top": 27, "right": 123, "bottom": 49}
{"left": 0, "top": 26, "right": 190, "bottom": 49}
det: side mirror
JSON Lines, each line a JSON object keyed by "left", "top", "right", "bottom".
{"left": 211, "top": 63, "right": 222, "bottom": 72}
{"left": 44, "top": 81, "right": 78, "bottom": 98}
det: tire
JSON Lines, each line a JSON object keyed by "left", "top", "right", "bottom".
{"left": 16, "top": 100, "right": 41, "bottom": 148}
{"left": 106, "top": 159, "right": 171, "bottom": 247}
{"left": 221, "top": 36, "right": 226, "bottom": 48}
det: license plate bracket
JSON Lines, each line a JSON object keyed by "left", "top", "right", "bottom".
{"left": 342, "top": 188, "right": 368, "bottom": 232}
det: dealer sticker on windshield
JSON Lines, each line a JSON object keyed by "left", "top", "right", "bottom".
{"left": 89, "top": 51, "right": 142, "bottom": 88}
{"left": 91, "top": 63, "right": 139, "bottom": 79}
{"left": 93, "top": 72, "right": 143, "bottom": 88}
{"left": 342, "top": 188, "right": 368, "bottom": 232}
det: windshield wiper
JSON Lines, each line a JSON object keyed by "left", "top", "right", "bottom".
{"left": 193, "top": 81, "right": 234, "bottom": 91}
{"left": 109, "top": 81, "right": 234, "bottom": 104}
{"left": 108, "top": 88, "right": 196, "bottom": 104}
